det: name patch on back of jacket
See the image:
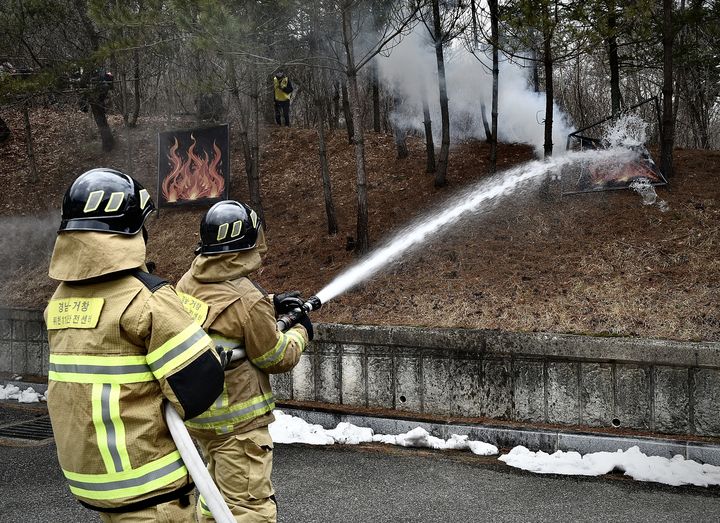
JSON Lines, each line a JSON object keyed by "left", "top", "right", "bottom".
{"left": 47, "top": 298, "right": 104, "bottom": 329}
{"left": 178, "top": 292, "right": 209, "bottom": 324}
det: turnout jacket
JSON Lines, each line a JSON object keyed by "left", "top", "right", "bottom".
{"left": 273, "top": 76, "right": 292, "bottom": 102}
{"left": 45, "top": 231, "right": 224, "bottom": 513}
{"left": 175, "top": 239, "right": 308, "bottom": 440}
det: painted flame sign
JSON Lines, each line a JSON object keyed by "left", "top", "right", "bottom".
{"left": 161, "top": 135, "right": 225, "bottom": 202}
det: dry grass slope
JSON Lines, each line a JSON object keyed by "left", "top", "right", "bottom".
{"left": 0, "top": 108, "right": 718, "bottom": 341}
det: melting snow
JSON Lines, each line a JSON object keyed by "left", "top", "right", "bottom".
{"left": 269, "top": 410, "right": 498, "bottom": 455}
{"left": 499, "top": 446, "right": 720, "bottom": 487}
{"left": 0, "top": 384, "right": 45, "bottom": 403}
{"left": 3, "top": 385, "right": 718, "bottom": 488}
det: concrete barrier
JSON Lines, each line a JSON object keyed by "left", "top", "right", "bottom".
{"left": 3, "top": 307, "right": 719, "bottom": 437}
{"left": 271, "top": 324, "right": 720, "bottom": 438}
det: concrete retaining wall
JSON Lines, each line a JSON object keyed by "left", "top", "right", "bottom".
{"left": 0, "top": 308, "right": 47, "bottom": 378}
{"left": 270, "top": 324, "right": 720, "bottom": 438}
{"left": 3, "top": 307, "right": 719, "bottom": 437}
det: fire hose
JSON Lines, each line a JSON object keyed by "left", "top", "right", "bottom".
{"left": 163, "top": 295, "right": 322, "bottom": 522}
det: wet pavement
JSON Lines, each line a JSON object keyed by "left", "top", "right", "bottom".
{"left": 1, "top": 402, "right": 719, "bottom": 523}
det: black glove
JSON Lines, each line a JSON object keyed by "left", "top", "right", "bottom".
{"left": 273, "top": 291, "right": 304, "bottom": 315}
{"left": 298, "top": 313, "right": 314, "bottom": 341}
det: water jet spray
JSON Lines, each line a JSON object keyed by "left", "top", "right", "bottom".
{"left": 310, "top": 147, "right": 637, "bottom": 309}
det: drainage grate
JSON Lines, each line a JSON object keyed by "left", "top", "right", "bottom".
{"left": 0, "top": 416, "right": 53, "bottom": 442}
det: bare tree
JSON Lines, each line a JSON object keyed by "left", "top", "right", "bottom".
{"left": 338, "top": 0, "right": 419, "bottom": 254}
{"left": 429, "top": 0, "right": 450, "bottom": 186}
{"left": 660, "top": 0, "right": 675, "bottom": 177}
{"left": 419, "top": 0, "right": 469, "bottom": 185}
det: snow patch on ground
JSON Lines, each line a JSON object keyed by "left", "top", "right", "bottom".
{"left": 3, "top": 386, "right": 718, "bottom": 488}
{"left": 499, "top": 446, "right": 720, "bottom": 487}
{"left": 0, "top": 384, "right": 45, "bottom": 403}
{"left": 269, "top": 410, "right": 498, "bottom": 456}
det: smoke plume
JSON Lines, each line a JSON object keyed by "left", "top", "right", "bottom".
{"left": 377, "top": 29, "right": 574, "bottom": 156}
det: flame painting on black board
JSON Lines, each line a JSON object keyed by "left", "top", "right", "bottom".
{"left": 157, "top": 124, "right": 230, "bottom": 207}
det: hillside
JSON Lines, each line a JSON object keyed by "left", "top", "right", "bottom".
{"left": 0, "top": 107, "right": 718, "bottom": 341}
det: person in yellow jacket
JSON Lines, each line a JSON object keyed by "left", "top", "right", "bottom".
{"left": 272, "top": 70, "right": 293, "bottom": 127}
{"left": 45, "top": 168, "right": 226, "bottom": 522}
{"left": 176, "top": 200, "right": 313, "bottom": 522}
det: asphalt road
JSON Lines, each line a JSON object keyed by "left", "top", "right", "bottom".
{"left": 1, "top": 403, "right": 719, "bottom": 523}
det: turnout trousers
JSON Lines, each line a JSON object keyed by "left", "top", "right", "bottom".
{"left": 196, "top": 426, "right": 277, "bottom": 523}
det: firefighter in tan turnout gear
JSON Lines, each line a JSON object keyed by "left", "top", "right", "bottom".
{"left": 45, "top": 168, "right": 226, "bottom": 522}
{"left": 176, "top": 200, "right": 313, "bottom": 522}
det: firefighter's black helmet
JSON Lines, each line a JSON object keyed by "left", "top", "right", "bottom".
{"left": 197, "top": 200, "right": 261, "bottom": 255}
{"left": 59, "top": 168, "right": 155, "bottom": 235}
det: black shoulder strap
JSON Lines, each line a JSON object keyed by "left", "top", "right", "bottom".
{"left": 131, "top": 269, "right": 168, "bottom": 293}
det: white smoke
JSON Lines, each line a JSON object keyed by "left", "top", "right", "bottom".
{"left": 0, "top": 212, "right": 57, "bottom": 277}
{"left": 377, "top": 29, "right": 574, "bottom": 156}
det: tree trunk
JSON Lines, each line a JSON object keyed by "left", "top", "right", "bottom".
{"left": 470, "top": 0, "right": 479, "bottom": 46}
{"left": 342, "top": 4, "right": 369, "bottom": 254}
{"left": 481, "top": 104, "right": 492, "bottom": 141}
{"left": 394, "top": 109, "right": 409, "bottom": 160}
{"left": 489, "top": 0, "right": 499, "bottom": 173}
{"left": 247, "top": 73, "right": 264, "bottom": 222}
{"left": 532, "top": 42, "right": 540, "bottom": 93}
{"left": 129, "top": 48, "right": 141, "bottom": 127}
{"left": 311, "top": 3, "right": 338, "bottom": 235}
{"left": 606, "top": 2, "right": 622, "bottom": 117}
{"left": 431, "top": 0, "right": 449, "bottom": 187}
{"left": 73, "top": 0, "right": 114, "bottom": 151}
{"left": 117, "top": 58, "right": 129, "bottom": 125}
{"left": 372, "top": 60, "right": 381, "bottom": 133}
{"left": 0, "top": 114, "right": 11, "bottom": 143}
{"left": 341, "top": 79, "right": 354, "bottom": 144}
{"left": 23, "top": 102, "right": 38, "bottom": 182}
{"left": 542, "top": 25, "right": 554, "bottom": 158}
{"left": 227, "top": 57, "right": 252, "bottom": 175}
{"left": 660, "top": 0, "right": 675, "bottom": 177}
{"left": 421, "top": 82, "right": 436, "bottom": 174}
{"left": 332, "top": 81, "right": 341, "bottom": 129}
{"left": 317, "top": 97, "right": 338, "bottom": 235}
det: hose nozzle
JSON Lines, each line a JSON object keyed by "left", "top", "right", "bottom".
{"left": 276, "top": 295, "right": 322, "bottom": 332}
{"left": 304, "top": 295, "right": 322, "bottom": 313}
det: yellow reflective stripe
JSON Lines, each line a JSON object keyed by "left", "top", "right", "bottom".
{"left": 92, "top": 384, "right": 115, "bottom": 472}
{"left": 215, "top": 382, "right": 232, "bottom": 434}
{"left": 199, "top": 496, "right": 212, "bottom": 516}
{"left": 63, "top": 451, "right": 187, "bottom": 501}
{"left": 51, "top": 354, "right": 148, "bottom": 365}
{"left": 91, "top": 384, "right": 131, "bottom": 474}
{"left": 251, "top": 329, "right": 305, "bottom": 369}
{"left": 110, "top": 385, "right": 131, "bottom": 471}
{"left": 286, "top": 329, "right": 306, "bottom": 351}
{"left": 48, "top": 371, "right": 155, "bottom": 384}
{"left": 251, "top": 333, "right": 290, "bottom": 369}
{"left": 185, "top": 393, "right": 275, "bottom": 430}
{"left": 49, "top": 354, "right": 154, "bottom": 384}
{"left": 146, "top": 323, "right": 211, "bottom": 379}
